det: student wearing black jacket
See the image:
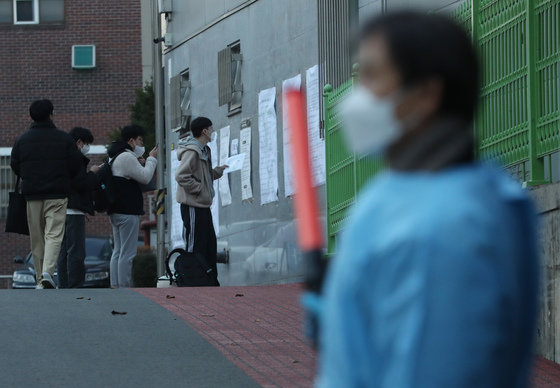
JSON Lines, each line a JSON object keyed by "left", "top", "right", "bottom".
{"left": 57, "top": 127, "right": 99, "bottom": 288}
{"left": 10, "top": 100, "right": 82, "bottom": 289}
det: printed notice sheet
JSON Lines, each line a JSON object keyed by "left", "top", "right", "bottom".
{"left": 230, "top": 139, "right": 239, "bottom": 155}
{"left": 170, "top": 149, "right": 184, "bottom": 249}
{"left": 282, "top": 74, "right": 302, "bottom": 197}
{"left": 258, "top": 87, "right": 279, "bottom": 205}
{"left": 306, "top": 65, "right": 326, "bottom": 186}
{"left": 208, "top": 132, "right": 220, "bottom": 236}
{"left": 240, "top": 127, "right": 253, "bottom": 200}
{"left": 224, "top": 153, "right": 245, "bottom": 173}
{"left": 218, "top": 126, "right": 232, "bottom": 206}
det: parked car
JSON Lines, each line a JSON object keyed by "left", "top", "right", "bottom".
{"left": 12, "top": 237, "right": 112, "bottom": 289}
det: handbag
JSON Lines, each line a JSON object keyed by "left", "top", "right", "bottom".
{"left": 5, "top": 176, "right": 29, "bottom": 235}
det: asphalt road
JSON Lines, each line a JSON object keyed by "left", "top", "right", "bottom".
{"left": 0, "top": 289, "right": 260, "bottom": 388}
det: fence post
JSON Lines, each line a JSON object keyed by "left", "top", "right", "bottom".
{"left": 323, "top": 83, "right": 334, "bottom": 255}
{"left": 471, "top": 0, "right": 480, "bottom": 160}
{"left": 526, "top": 0, "right": 546, "bottom": 185}
{"left": 351, "top": 64, "right": 359, "bottom": 202}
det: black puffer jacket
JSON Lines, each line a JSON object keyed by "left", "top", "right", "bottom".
{"left": 106, "top": 141, "right": 144, "bottom": 215}
{"left": 67, "top": 154, "right": 99, "bottom": 215}
{"left": 11, "top": 121, "right": 82, "bottom": 200}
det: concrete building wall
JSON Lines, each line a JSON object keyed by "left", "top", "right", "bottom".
{"left": 141, "top": 0, "right": 154, "bottom": 84}
{"left": 166, "top": 0, "right": 254, "bottom": 43}
{"left": 358, "top": 0, "right": 465, "bottom": 21}
{"left": 163, "top": 0, "right": 319, "bottom": 285}
{"left": 531, "top": 183, "right": 560, "bottom": 363}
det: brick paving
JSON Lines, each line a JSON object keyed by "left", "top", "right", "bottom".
{"left": 532, "top": 357, "right": 560, "bottom": 388}
{"left": 137, "top": 284, "right": 560, "bottom": 388}
{"left": 137, "top": 283, "right": 316, "bottom": 388}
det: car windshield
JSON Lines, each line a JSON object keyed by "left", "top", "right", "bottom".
{"left": 85, "top": 238, "right": 112, "bottom": 262}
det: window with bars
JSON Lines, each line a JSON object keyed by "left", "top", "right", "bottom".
{"left": 218, "top": 41, "right": 243, "bottom": 115}
{"left": 170, "top": 69, "right": 192, "bottom": 134}
{"left": 0, "top": 155, "right": 15, "bottom": 218}
{"left": 0, "top": 0, "right": 64, "bottom": 24}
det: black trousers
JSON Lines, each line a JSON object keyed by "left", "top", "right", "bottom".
{"left": 180, "top": 204, "right": 219, "bottom": 285}
{"left": 57, "top": 214, "right": 86, "bottom": 288}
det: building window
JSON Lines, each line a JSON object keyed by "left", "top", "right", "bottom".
{"left": 39, "top": 0, "right": 63, "bottom": 22}
{"left": 169, "top": 69, "right": 192, "bottom": 134}
{"left": 0, "top": 0, "right": 63, "bottom": 24}
{"left": 0, "top": 155, "right": 15, "bottom": 218}
{"left": 218, "top": 41, "right": 243, "bottom": 115}
{"left": 14, "top": 0, "right": 38, "bottom": 24}
{"left": 179, "top": 70, "right": 192, "bottom": 133}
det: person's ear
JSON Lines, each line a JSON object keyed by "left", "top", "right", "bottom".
{"left": 76, "top": 139, "right": 83, "bottom": 149}
{"left": 417, "top": 77, "right": 443, "bottom": 119}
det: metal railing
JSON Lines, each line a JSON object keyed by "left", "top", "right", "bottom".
{"left": 323, "top": 0, "right": 560, "bottom": 255}
{"left": 323, "top": 69, "right": 384, "bottom": 255}
{"left": 455, "top": 0, "right": 560, "bottom": 184}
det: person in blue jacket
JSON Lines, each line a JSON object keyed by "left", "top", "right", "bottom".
{"left": 317, "top": 11, "right": 539, "bottom": 388}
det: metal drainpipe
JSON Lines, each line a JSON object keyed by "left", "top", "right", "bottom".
{"left": 152, "top": 0, "right": 166, "bottom": 276}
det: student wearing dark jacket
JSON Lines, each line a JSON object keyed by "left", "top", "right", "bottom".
{"left": 107, "top": 125, "right": 157, "bottom": 288}
{"left": 10, "top": 100, "right": 82, "bottom": 289}
{"left": 57, "top": 127, "right": 99, "bottom": 288}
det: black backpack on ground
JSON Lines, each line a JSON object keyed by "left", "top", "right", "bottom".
{"left": 165, "top": 248, "right": 219, "bottom": 287}
{"left": 93, "top": 153, "right": 122, "bottom": 212}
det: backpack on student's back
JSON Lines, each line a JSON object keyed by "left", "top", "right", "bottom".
{"left": 93, "top": 155, "right": 120, "bottom": 212}
{"left": 165, "top": 248, "right": 219, "bottom": 287}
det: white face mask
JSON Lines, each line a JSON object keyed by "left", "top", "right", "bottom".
{"left": 80, "top": 144, "right": 90, "bottom": 155}
{"left": 340, "top": 85, "right": 402, "bottom": 156}
{"left": 133, "top": 145, "right": 145, "bottom": 158}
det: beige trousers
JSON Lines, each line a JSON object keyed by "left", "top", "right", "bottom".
{"left": 27, "top": 199, "right": 68, "bottom": 285}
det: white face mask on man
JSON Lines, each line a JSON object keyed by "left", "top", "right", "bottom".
{"left": 133, "top": 145, "right": 145, "bottom": 158}
{"left": 80, "top": 144, "right": 90, "bottom": 155}
{"left": 341, "top": 85, "right": 404, "bottom": 156}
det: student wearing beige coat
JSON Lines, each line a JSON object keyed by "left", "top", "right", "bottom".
{"left": 175, "top": 117, "right": 227, "bottom": 284}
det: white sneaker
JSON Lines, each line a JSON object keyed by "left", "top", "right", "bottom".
{"left": 35, "top": 283, "right": 44, "bottom": 289}
{"left": 41, "top": 272, "right": 56, "bottom": 289}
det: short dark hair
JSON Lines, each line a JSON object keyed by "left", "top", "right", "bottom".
{"left": 121, "top": 124, "right": 145, "bottom": 142}
{"left": 69, "top": 127, "right": 94, "bottom": 143}
{"left": 361, "top": 11, "right": 479, "bottom": 122}
{"left": 29, "top": 99, "right": 54, "bottom": 122}
{"left": 190, "top": 117, "right": 212, "bottom": 138}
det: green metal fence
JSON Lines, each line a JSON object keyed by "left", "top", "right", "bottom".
{"left": 456, "top": 0, "right": 560, "bottom": 184}
{"left": 323, "top": 0, "right": 560, "bottom": 255}
{"left": 323, "top": 69, "right": 384, "bottom": 254}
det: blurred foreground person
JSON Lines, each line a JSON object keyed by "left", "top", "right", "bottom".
{"left": 317, "top": 12, "right": 539, "bottom": 388}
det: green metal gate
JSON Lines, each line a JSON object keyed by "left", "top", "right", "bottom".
{"left": 323, "top": 69, "right": 384, "bottom": 255}
{"left": 455, "top": 0, "right": 560, "bottom": 184}
{"left": 323, "top": 0, "right": 560, "bottom": 255}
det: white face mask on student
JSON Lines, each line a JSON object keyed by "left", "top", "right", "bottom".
{"left": 341, "top": 85, "right": 403, "bottom": 156}
{"left": 133, "top": 145, "right": 145, "bottom": 158}
{"left": 80, "top": 144, "right": 90, "bottom": 155}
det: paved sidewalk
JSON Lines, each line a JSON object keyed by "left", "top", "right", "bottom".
{"left": 138, "top": 283, "right": 560, "bottom": 388}
{"left": 532, "top": 357, "right": 560, "bottom": 388}
{"left": 137, "top": 283, "right": 316, "bottom": 388}
{"left": 2, "top": 284, "right": 559, "bottom": 388}
{"left": 0, "top": 289, "right": 259, "bottom": 388}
